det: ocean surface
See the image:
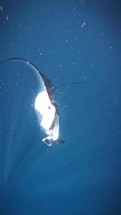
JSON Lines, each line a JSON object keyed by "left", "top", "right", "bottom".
{"left": 0, "top": 1, "right": 121, "bottom": 215}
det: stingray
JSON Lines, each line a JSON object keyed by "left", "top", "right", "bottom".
{"left": 1, "top": 57, "right": 64, "bottom": 146}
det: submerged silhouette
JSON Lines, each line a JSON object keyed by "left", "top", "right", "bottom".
{"left": 1, "top": 57, "right": 64, "bottom": 146}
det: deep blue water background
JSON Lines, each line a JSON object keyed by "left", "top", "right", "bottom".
{"left": 0, "top": 0, "right": 121, "bottom": 214}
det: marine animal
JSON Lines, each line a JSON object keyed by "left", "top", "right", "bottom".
{"left": 1, "top": 57, "right": 64, "bottom": 146}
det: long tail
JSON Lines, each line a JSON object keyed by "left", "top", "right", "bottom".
{"left": 1, "top": 57, "right": 40, "bottom": 73}
{"left": 58, "top": 81, "right": 88, "bottom": 88}
{"left": 0, "top": 57, "right": 45, "bottom": 86}
{"left": 1, "top": 57, "right": 56, "bottom": 94}
{"left": 1, "top": 58, "right": 88, "bottom": 88}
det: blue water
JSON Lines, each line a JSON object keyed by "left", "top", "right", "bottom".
{"left": 0, "top": 1, "right": 121, "bottom": 214}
